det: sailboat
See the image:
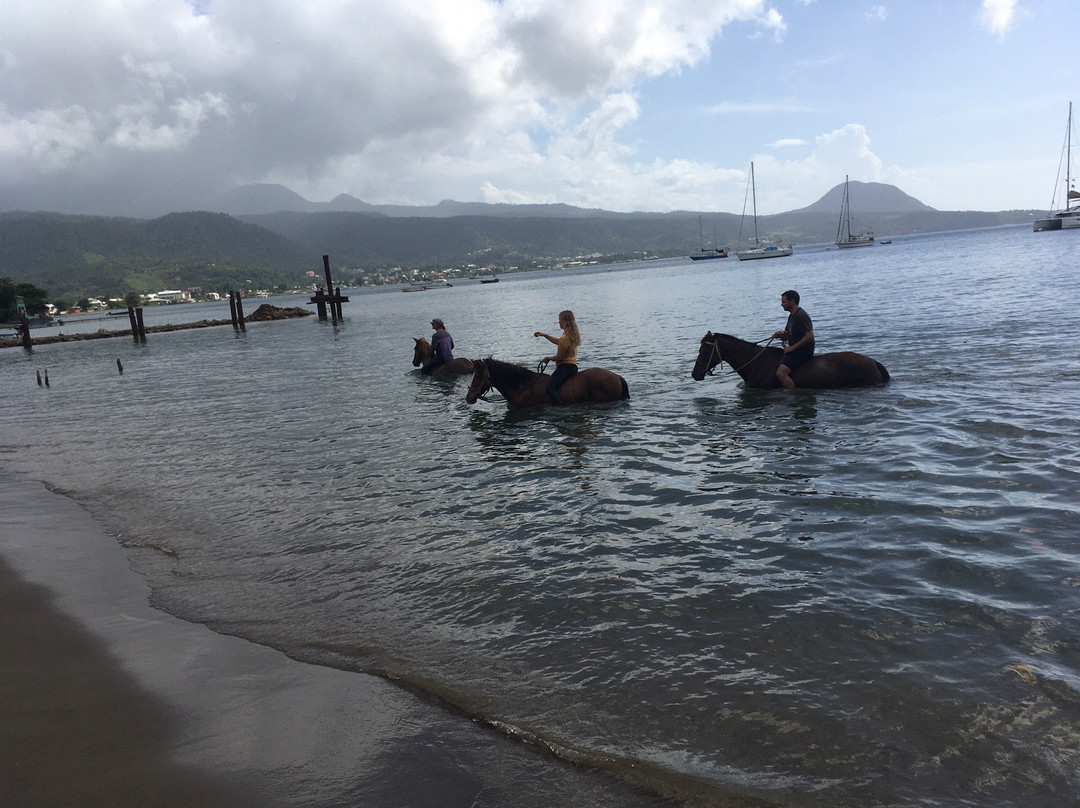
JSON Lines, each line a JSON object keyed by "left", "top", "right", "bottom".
{"left": 690, "top": 215, "right": 727, "bottom": 260}
{"left": 835, "top": 176, "right": 874, "bottom": 248}
{"left": 1034, "top": 101, "right": 1080, "bottom": 231}
{"left": 734, "top": 162, "right": 793, "bottom": 261}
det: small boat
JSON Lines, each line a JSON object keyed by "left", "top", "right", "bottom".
{"left": 479, "top": 274, "right": 500, "bottom": 283}
{"left": 835, "top": 175, "right": 875, "bottom": 248}
{"left": 402, "top": 284, "right": 428, "bottom": 293}
{"left": 735, "top": 162, "right": 793, "bottom": 261}
{"left": 690, "top": 215, "right": 728, "bottom": 260}
{"left": 1034, "top": 101, "right": 1080, "bottom": 232}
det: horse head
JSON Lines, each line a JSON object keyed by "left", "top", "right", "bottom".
{"left": 412, "top": 337, "right": 429, "bottom": 367}
{"left": 465, "top": 358, "right": 491, "bottom": 404}
{"left": 691, "top": 332, "right": 723, "bottom": 381}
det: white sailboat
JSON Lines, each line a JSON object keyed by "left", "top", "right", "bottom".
{"left": 735, "top": 162, "right": 793, "bottom": 261}
{"left": 835, "top": 175, "right": 874, "bottom": 248}
{"left": 1034, "top": 101, "right": 1080, "bottom": 231}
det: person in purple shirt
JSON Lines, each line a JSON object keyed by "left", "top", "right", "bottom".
{"left": 422, "top": 317, "right": 454, "bottom": 375}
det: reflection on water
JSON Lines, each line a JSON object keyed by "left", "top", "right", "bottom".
{"left": 3, "top": 229, "right": 1080, "bottom": 806}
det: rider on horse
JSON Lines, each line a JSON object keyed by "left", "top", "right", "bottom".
{"left": 422, "top": 318, "right": 455, "bottom": 375}
{"left": 533, "top": 310, "right": 580, "bottom": 405}
{"left": 772, "top": 291, "right": 815, "bottom": 389}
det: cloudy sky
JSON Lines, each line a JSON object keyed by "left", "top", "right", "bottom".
{"left": 1, "top": 0, "right": 1075, "bottom": 217}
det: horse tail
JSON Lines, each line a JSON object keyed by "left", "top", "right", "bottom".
{"left": 620, "top": 376, "right": 630, "bottom": 399}
{"left": 875, "top": 361, "right": 890, "bottom": 383}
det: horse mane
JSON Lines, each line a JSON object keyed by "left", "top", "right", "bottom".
{"left": 483, "top": 357, "right": 538, "bottom": 386}
{"left": 709, "top": 332, "right": 782, "bottom": 356}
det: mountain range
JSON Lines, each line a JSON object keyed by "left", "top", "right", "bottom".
{"left": 1, "top": 181, "right": 1038, "bottom": 303}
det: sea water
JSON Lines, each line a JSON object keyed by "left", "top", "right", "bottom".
{"left": 2, "top": 224, "right": 1079, "bottom": 807}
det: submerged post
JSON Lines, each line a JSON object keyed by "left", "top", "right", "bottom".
{"left": 234, "top": 291, "right": 246, "bottom": 332}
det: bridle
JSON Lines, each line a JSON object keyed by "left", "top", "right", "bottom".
{"left": 468, "top": 362, "right": 494, "bottom": 402}
{"left": 698, "top": 334, "right": 777, "bottom": 378}
{"left": 468, "top": 360, "right": 536, "bottom": 406}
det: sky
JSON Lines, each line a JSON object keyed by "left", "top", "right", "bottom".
{"left": 2, "top": 0, "right": 1078, "bottom": 218}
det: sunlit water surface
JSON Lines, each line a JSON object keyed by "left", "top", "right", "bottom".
{"left": 3, "top": 225, "right": 1079, "bottom": 807}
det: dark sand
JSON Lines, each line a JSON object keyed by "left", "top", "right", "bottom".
{"left": 0, "top": 473, "right": 672, "bottom": 808}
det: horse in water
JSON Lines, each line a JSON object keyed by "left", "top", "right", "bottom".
{"left": 412, "top": 337, "right": 474, "bottom": 376}
{"left": 691, "top": 332, "right": 890, "bottom": 389}
{"left": 465, "top": 358, "right": 629, "bottom": 407}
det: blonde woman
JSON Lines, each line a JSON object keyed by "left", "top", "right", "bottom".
{"left": 533, "top": 310, "right": 580, "bottom": 405}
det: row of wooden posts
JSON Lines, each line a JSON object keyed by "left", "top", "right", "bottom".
{"left": 17, "top": 254, "right": 348, "bottom": 352}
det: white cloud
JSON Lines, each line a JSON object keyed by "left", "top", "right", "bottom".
{"left": 0, "top": 0, "right": 787, "bottom": 214}
{"left": 977, "top": 0, "right": 1017, "bottom": 35}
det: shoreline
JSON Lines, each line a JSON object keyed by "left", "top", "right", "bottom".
{"left": 0, "top": 472, "right": 670, "bottom": 808}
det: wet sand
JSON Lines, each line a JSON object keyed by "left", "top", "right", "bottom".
{"left": 0, "top": 472, "right": 671, "bottom": 808}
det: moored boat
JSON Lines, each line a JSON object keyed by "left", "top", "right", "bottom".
{"left": 1034, "top": 101, "right": 1080, "bottom": 232}
{"left": 690, "top": 215, "right": 728, "bottom": 260}
{"left": 734, "top": 162, "right": 793, "bottom": 261}
{"left": 835, "top": 175, "right": 875, "bottom": 248}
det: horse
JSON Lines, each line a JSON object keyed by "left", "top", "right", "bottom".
{"left": 465, "top": 357, "right": 630, "bottom": 407}
{"left": 691, "top": 332, "right": 890, "bottom": 389}
{"left": 412, "top": 337, "right": 474, "bottom": 376}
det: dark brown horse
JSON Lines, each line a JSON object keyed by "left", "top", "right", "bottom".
{"left": 465, "top": 358, "right": 629, "bottom": 407}
{"left": 412, "top": 337, "right": 474, "bottom": 376}
{"left": 691, "top": 332, "right": 890, "bottom": 389}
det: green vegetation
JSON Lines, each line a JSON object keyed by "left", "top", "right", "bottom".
{"left": 1, "top": 277, "right": 49, "bottom": 322}
{"left": 0, "top": 205, "right": 1039, "bottom": 306}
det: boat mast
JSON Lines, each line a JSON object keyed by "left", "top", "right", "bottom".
{"left": 750, "top": 162, "right": 759, "bottom": 245}
{"left": 1068, "top": 102, "right": 1074, "bottom": 211}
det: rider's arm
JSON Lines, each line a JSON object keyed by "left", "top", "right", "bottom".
{"left": 786, "top": 329, "right": 814, "bottom": 352}
{"left": 533, "top": 331, "right": 559, "bottom": 345}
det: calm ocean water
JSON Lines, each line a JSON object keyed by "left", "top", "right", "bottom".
{"left": 3, "top": 225, "right": 1079, "bottom": 807}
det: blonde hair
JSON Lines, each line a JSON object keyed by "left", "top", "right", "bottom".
{"left": 559, "top": 310, "right": 581, "bottom": 347}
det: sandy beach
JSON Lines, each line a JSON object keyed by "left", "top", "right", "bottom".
{"left": 0, "top": 472, "right": 669, "bottom": 808}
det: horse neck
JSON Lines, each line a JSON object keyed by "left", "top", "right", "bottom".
{"left": 419, "top": 338, "right": 432, "bottom": 358}
{"left": 485, "top": 359, "right": 538, "bottom": 397}
{"left": 717, "top": 335, "right": 778, "bottom": 383}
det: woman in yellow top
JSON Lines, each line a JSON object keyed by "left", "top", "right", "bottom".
{"left": 533, "top": 310, "right": 580, "bottom": 405}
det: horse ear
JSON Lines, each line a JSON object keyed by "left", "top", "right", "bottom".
{"left": 414, "top": 337, "right": 421, "bottom": 344}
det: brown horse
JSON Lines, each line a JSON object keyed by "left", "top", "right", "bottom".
{"left": 691, "top": 332, "right": 890, "bottom": 389}
{"left": 465, "top": 358, "right": 629, "bottom": 407}
{"left": 412, "top": 337, "right": 474, "bottom": 376}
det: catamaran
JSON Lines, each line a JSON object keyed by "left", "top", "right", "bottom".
{"left": 1034, "top": 101, "right": 1080, "bottom": 231}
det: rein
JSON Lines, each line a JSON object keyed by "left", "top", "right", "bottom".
{"left": 702, "top": 336, "right": 776, "bottom": 377}
{"left": 472, "top": 362, "right": 532, "bottom": 405}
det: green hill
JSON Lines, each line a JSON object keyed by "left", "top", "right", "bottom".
{"left": 0, "top": 211, "right": 319, "bottom": 302}
{"left": 0, "top": 187, "right": 1042, "bottom": 304}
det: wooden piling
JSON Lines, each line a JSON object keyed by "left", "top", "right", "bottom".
{"left": 19, "top": 316, "right": 32, "bottom": 351}
{"left": 134, "top": 307, "right": 146, "bottom": 341}
{"left": 127, "top": 307, "right": 139, "bottom": 341}
{"left": 234, "top": 292, "right": 246, "bottom": 332}
{"left": 309, "top": 255, "right": 349, "bottom": 320}
{"left": 229, "top": 292, "right": 239, "bottom": 330}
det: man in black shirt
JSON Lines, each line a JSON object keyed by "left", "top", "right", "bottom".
{"left": 771, "top": 290, "right": 814, "bottom": 389}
